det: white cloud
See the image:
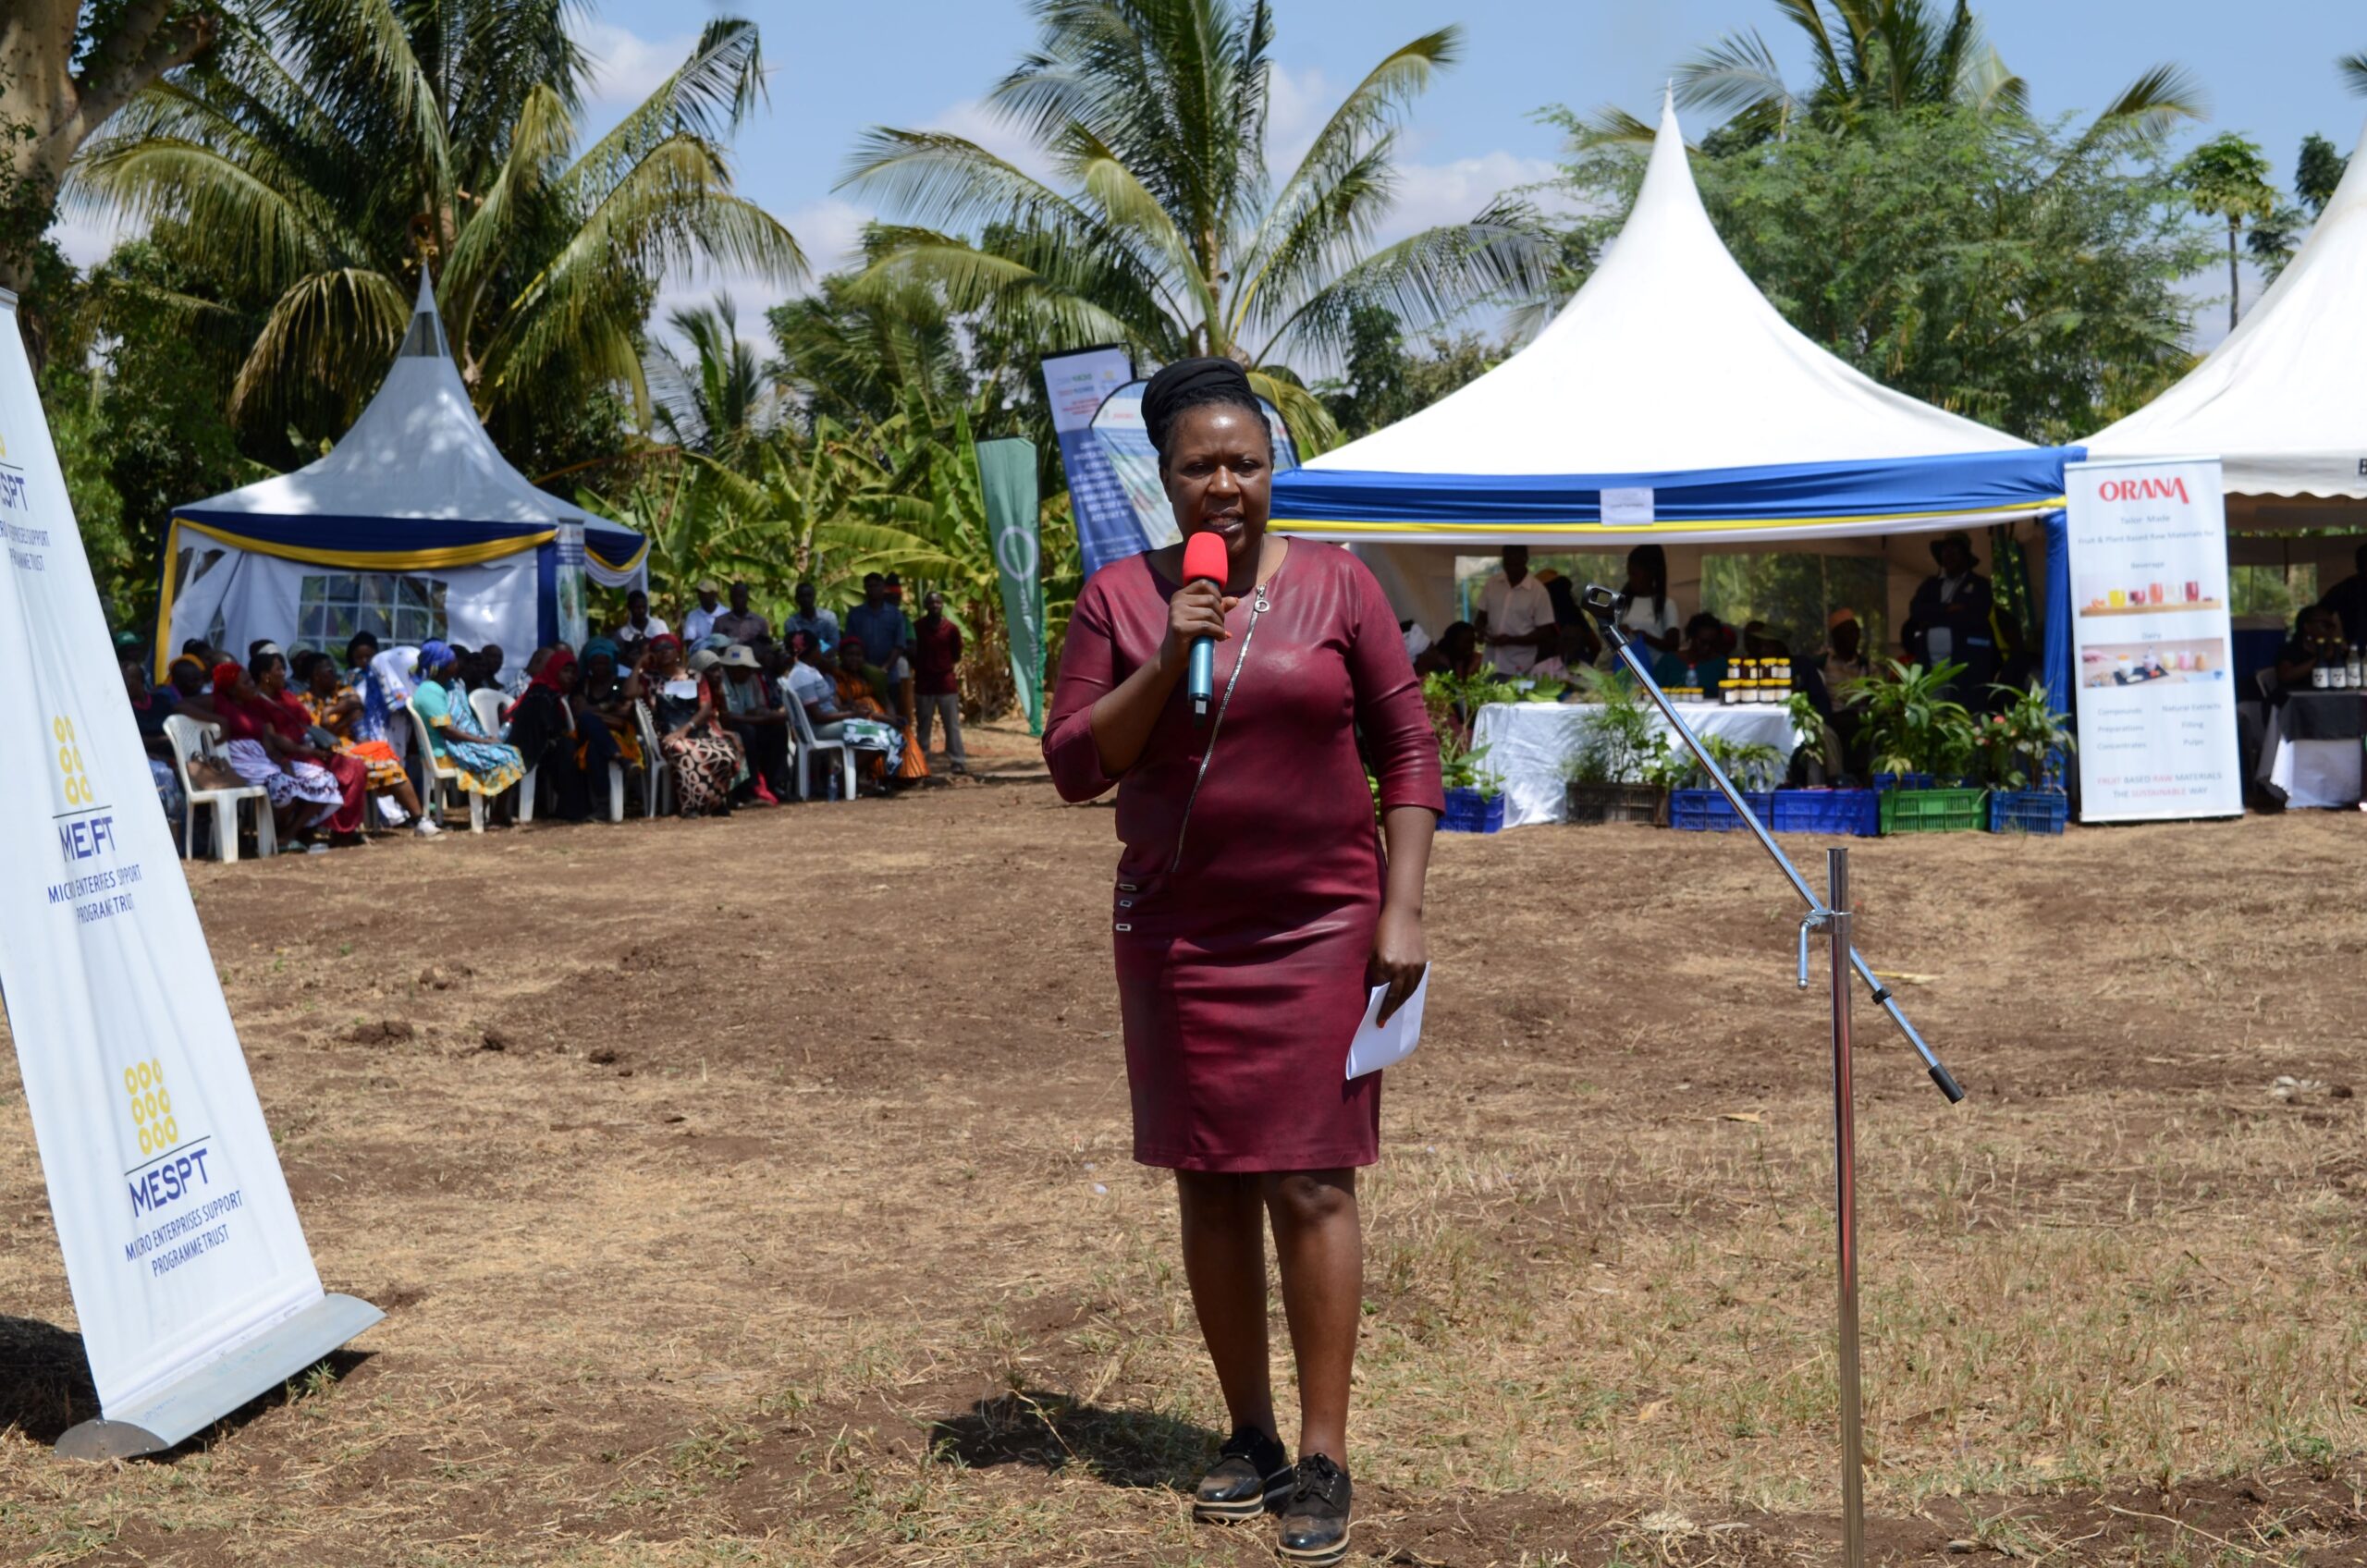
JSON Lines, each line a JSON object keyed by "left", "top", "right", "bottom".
{"left": 1375, "top": 152, "right": 1565, "bottom": 242}
{"left": 1264, "top": 63, "right": 1334, "bottom": 172}
{"left": 916, "top": 97, "right": 1061, "bottom": 185}
{"left": 576, "top": 18, "right": 697, "bottom": 108}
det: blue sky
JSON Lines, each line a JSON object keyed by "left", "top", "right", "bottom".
{"left": 53, "top": 1, "right": 2367, "bottom": 347}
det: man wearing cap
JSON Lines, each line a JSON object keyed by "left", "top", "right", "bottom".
{"left": 715, "top": 643, "right": 791, "bottom": 802}
{"left": 1904, "top": 532, "right": 1995, "bottom": 700}
{"left": 714, "top": 580, "right": 770, "bottom": 646}
{"left": 683, "top": 581, "right": 724, "bottom": 644}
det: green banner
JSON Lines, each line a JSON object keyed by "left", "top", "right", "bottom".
{"left": 975, "top": 436, "right": 1047, "bottom": 735}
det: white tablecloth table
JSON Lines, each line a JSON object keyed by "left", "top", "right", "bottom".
{"left": 1469, "top": 701, "right": 1798, "bottom": 828}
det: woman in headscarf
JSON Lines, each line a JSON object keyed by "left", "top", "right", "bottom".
{"left": 209, "top": 660, "right": 349, "bottom": 850}
{"left": 644, "top": 633, "right": 743, "bottom": 815}
{"left": 252, "top": 648, "right": 370, "bottom": 844}
{"left": 506, "top": 645, "right": 622, "bottom": 822}
{"left": 297, "top": 650, "right": 436, "bottom": 836}
{"left": 410, "top": 640, "right": 528, "bottom": 815}
{"left": 577, "top": 637, "right": 646, "bottom": 777}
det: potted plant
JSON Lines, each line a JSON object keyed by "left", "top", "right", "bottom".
{"left": 1667, "top": 733, "right": 1785, "bottom": 831}
{"left": 1771, "top": 691, "right": 1880, "bottom": 835}
{"left": 1562, "top": 668, "right": 1672, "bottom": 826}
{"left": 1978, "top": 683, "right": 2076, "bottom": 834}
{"left": 1439, "top": 737, "right": 1506, "bottom": 833}
{"left": 1840, "top": 660, "right": 1987, "bottom": 833}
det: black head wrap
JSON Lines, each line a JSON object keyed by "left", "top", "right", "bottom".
{"left": 1141, "top": 356, "right": 1265, "bottom": 460}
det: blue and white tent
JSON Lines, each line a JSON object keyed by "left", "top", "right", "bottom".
{"left": 156, "top": 277, "right": 646, "bottom": 676}
{"left": 1272, "top": 95, "right": 2079, "bottom": 686}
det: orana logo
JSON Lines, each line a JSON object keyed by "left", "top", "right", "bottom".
{"left": 2098, "top": 475, "right": 2189, "bottom": 504}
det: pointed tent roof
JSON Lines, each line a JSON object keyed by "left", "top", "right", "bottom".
{"left": 2088, "top": 116, "right": 2367, "bottom": 503}
{"left": 182, "top": 276, "right": 589, "bottom": 530}
{"left": 1309, "top": 93, "right": 2029, "bottom": 478}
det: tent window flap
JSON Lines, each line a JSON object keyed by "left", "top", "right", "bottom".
{"left": 299, "top": 571, "right": 446, "bottom": 646}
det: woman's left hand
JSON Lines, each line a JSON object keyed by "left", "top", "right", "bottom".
{"left": 1369, "top": 903, "right": 1428, "bottom": 1025}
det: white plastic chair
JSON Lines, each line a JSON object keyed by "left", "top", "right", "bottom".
{"left": 162, "top": 714, "right": 275, "bottom": 863}
{"left": 406, "top": 694, "right": 486, "bottom": 833}
{"left": 633, "top": 699, "right": 675, "bottom": 816}
{"left": 781, "top": 676, "right": 856, "bottom": 801}
{"left": 468, "top": 688, "right": 533, "bottom": 823}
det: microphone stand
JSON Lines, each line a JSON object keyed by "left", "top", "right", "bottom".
{"left": 1581, "top": 583, "right": 1964, "bottom": 1568}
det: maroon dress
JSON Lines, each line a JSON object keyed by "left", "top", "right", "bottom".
{"left": 1044, "top": 542, "right": 1443, "bottom": 1171}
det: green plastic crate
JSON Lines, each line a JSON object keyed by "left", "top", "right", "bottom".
{"left": 1877, "top": 786, "right": 1988, "bottom": 835}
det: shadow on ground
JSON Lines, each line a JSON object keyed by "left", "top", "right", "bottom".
{"left": 926, "top": 1389, "right": 1217, "bottom": 1494}
{"left": 0, "top": 1315, "right": 370, "bottom": 1458}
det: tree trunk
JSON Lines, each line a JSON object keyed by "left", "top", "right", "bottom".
{"left": 2226, "top": 219, "right": 2240, "bottom": 333}
{"left": 0, "top": 2, "right": 220, "bottom": 300}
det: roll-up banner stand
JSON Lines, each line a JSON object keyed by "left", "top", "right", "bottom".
{"left": 0, "top": 289, "right": 380, "bottom": 1459}
{"left": 2062, "top": 456, "right": 2244, "bottom": 823}
{"left": 1038, "top": 345, "right": 1136, "bottom": 580}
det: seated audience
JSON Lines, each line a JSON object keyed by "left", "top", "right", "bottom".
{"left": 714, "top": 581, "right": 769, "bottom": 645}
{"left": 296, "top": 649, "right": 435, "bottom": 835}
{"left": 166, "top": 654, "right": 215, "bottom": 720}
{"left": 577, "top": 637, "right": 647, "bottom": 778}
{"left": 714, "top": 643, "right": 791, "bottom": 802}
{"left": 411, "top": 640, "right": 529, "bottom": 821}
{"left": 254, "top": 648, "right": 370, "bottom": 846}
{"left": 505, "top": 646, "right": 622, "bottom": 822}
{"left": 1413, "top": 620, "right": 1483, "bottom": 680}
{"left": 645, "top": 634, "right": 746, "bottom": 816}
{"left": 124, "top": 658, "right": 185, "bottom": 827}
{"left": 209, "top": 659, "right": 352, "bottom": 851}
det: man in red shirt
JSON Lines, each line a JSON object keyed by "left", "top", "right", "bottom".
{"left": 913, "top": 591, "right": 967, "bottom": 773}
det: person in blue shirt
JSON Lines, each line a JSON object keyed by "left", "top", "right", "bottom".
{"left": 842, "top": 572, "right": 914, "bottom": 717}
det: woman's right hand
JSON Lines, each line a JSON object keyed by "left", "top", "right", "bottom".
{"left": 1159, "top": 579, "right": 1238, "bottom": 676}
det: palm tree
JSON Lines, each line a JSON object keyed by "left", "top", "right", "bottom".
{"left": 67, "top": 2, "right": 803, "bottom": 449}
{"left": 2343, "top": 52, "right": 2367, "bottom": 97}
{"left": 1592, "top": 0, "right": 2201, "bottom": 147}
{"left": 767, "top": 263, "right": 974, "bottom": 435}
{"left": 838, "top": 0, "right": 1547, "bottom": 448}
{"left": 2177, "top": 133, "right": 2277, "bottom": 332}
{"left": 644, "top": 294, "right": 782, "bottom": 467}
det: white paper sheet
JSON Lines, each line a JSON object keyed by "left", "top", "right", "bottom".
{"left": 1345, "top": 970, "right": 1429, "bottom": 1080}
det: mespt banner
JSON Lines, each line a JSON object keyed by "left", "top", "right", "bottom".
{"left": 0, "top": 291, "right": 376, "bottom": 1457}
{"left": 1038, "top": 345, "right": 1136, "bottom": 580}
{"left": 975, "top": 436, "right": 1047, "bottom": 735}
{"left": 2063, "top": 457, "right": 2242, "bottom": 822}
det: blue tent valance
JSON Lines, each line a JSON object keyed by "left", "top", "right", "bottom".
{"left": 1272, "top": 447, "right": 2082, "bottom": 545}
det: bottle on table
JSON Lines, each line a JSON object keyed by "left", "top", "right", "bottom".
{"left": 2349, "top": 645, "right": 2363, "bottom": 688}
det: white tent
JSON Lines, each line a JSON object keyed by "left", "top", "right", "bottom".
{"left": 1273, "top": 93, "right": 2073, "bottom": 639}
{"left": 157, "top": 277, "right": 646, "bottom": 673}
{"left": 2089, "top": 116, "right": 2367, "bottom": 524}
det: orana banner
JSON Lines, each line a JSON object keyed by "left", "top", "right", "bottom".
{"left": 0, "top": 289, "right": 378, "bottom": 1459}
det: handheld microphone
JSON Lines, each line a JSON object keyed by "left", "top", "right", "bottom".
{"left": 1182, "top": 531, "right": 1231, "bottom": 724}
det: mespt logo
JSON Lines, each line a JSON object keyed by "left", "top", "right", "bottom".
{"left": 2098, "top": 475, "right": 2190, "bottom": 504}
{"left": 125, "top": 1057, "right": 179, "bottom": 1157}
{"left": 53, "top": 715, "right": 94, "bottom": 807}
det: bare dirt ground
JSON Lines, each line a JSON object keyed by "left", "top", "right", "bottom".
{"left": 0, "top": 719, "right": 2362, "bottom": 1566}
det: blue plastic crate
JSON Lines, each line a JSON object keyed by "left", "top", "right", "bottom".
{"left": 1668, "top": 789, "right": 1776, "bottom": 831}
{"left": 1441, "top": 787, "right": 1505, "bottom": 833}
{"left": 1987, "top": 789, "right": 2068, "bottom": 835}
{"left": 1871, "top": 772, "right": 1936, "bottom": 792}
{"left": 1771, "top": 788, "right": 1881, "bottom": 836}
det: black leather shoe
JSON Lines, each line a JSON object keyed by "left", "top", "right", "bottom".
{"left": 1192, "top": 1426, "right": 1290, "bottom": 1523}
{"left": 1278, "top": 1452, "right": 1353, "bottom": 1564}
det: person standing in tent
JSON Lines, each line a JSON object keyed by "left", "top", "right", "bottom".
{"left": 411, "top": 641, "right": 529, "bottom": 817}
{"left": 1611, "top": 545, "right": 1683, "bottom": 666}
{"left": 1476, "top": 545, "right": 1556, "bottom": 677}
{"left": 1904, "top": 532, "right": 1996, "bottom": 701}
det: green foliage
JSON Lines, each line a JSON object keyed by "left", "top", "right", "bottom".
{"left": 35, "top": 360, "right": 133, "bottom": 623}
{"left": 645, "top": 294, "right": 783, "bottom": 468}
{"left": 1560, "top": 668, "right": 1673, "bottom": 787}
{"left": 67, "top": 6, "right": 803, "bottom": 468}
{"left": 1674, "top": 733, "right": 1785, "bottom": 793}
{"left": 2295, "top": 134, "right": 2349, "bottom": 217}
{"left": 1974, "top": 681, "right": 2074, "bottom": 790}
{"left": 1546, "top": 104, "right": 2214, "bottom": 444}
{"left": 1842, "top": 659, "right": 1980, "bottom": 778}
{"left": 1316, "top": 300, "right": 1505, "bottom": 442}
{"left": 2177, "top": 133, "right": 2277, "bottom": 328}
{"left": 840, "top": 0, "right": 1549, "bottom": 452}
{"left": 1646, "top": 0, "right": 2199, "bottom": 147}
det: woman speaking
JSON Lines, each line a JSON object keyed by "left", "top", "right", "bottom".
{"left": 1044, "top": 358, "right": 1441, "bottom": 1565}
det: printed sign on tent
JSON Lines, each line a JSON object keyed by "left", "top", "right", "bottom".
{"left": 0, "top": 291, "right": 378, "bottom": 1459}
{"left": 2063, "top": 457, "right": 2243, "bottom": 823}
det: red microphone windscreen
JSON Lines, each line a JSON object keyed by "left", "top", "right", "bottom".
{"left": 1182, "top": 531, "right": 1230, "bottom": 586}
